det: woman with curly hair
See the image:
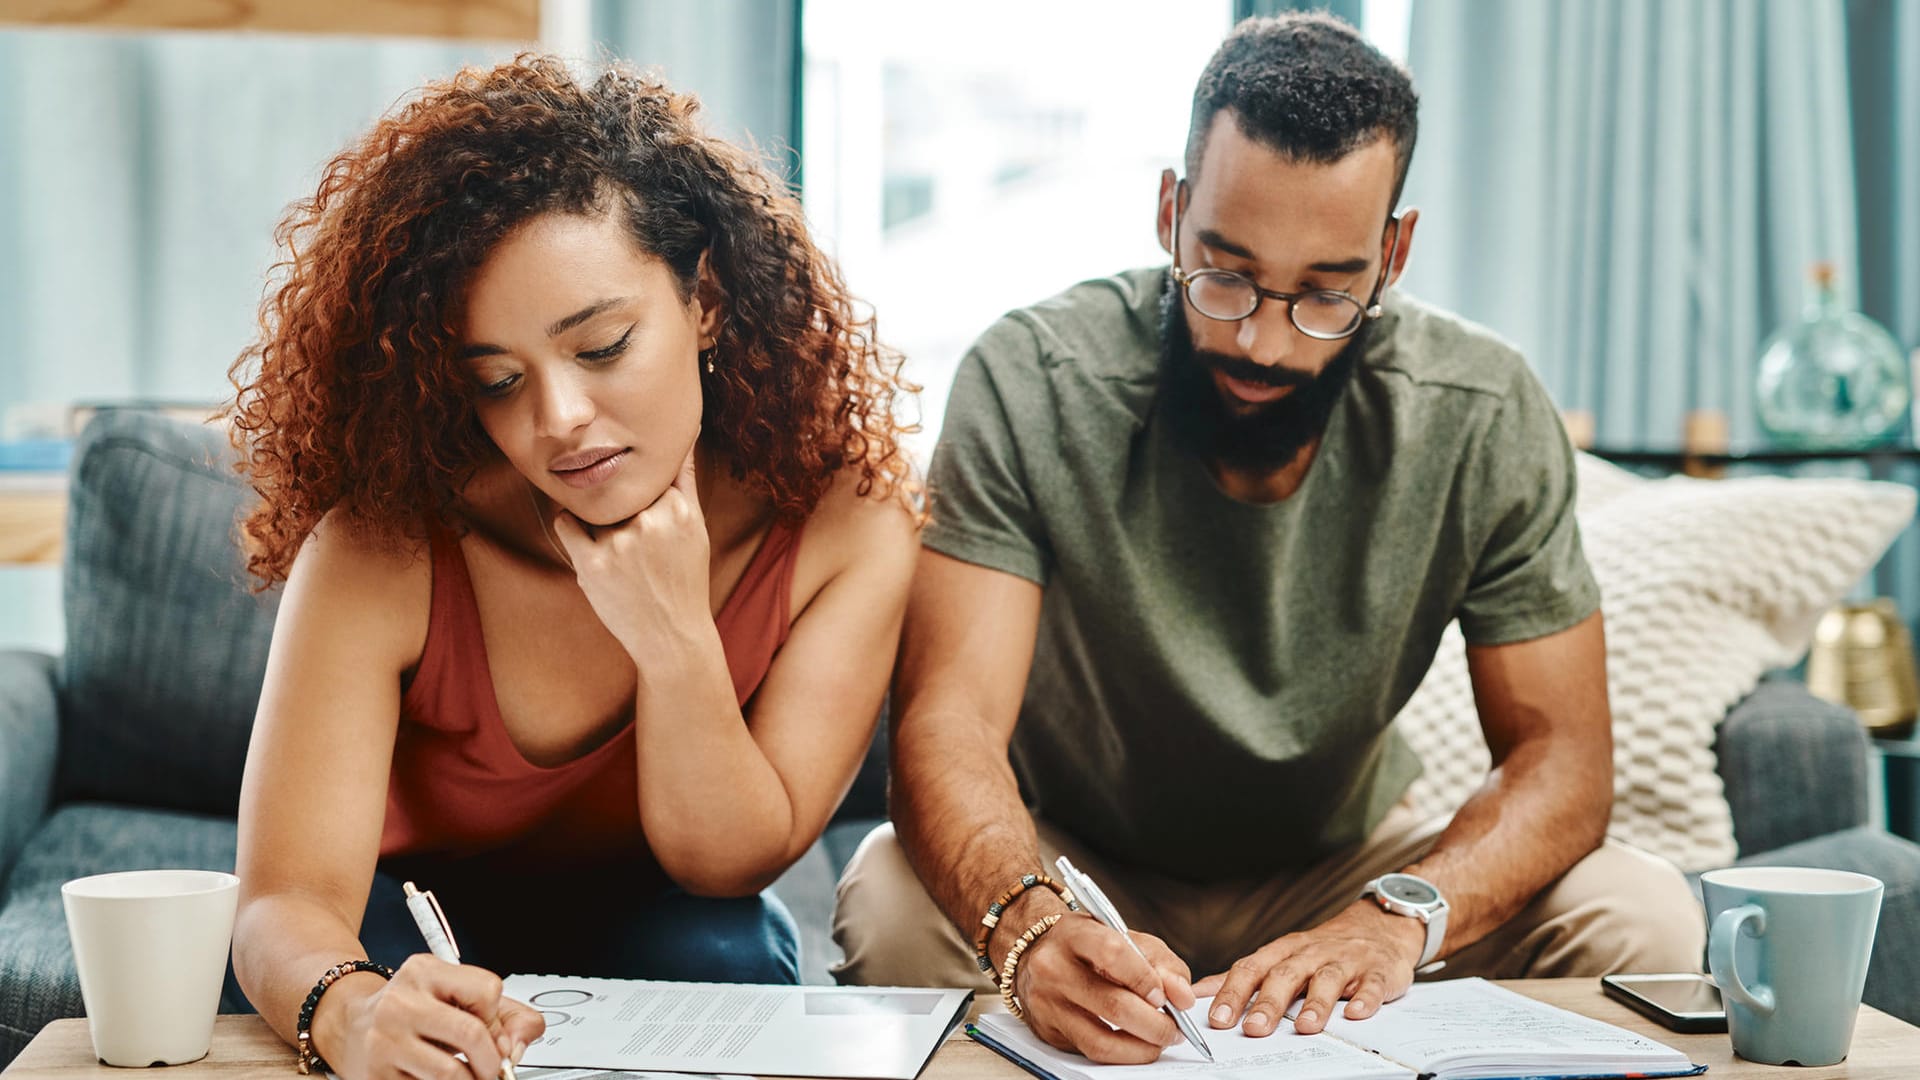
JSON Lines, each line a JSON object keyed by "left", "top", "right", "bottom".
{"left": 227, "top": 55, "right": 918, "bottom": 1079}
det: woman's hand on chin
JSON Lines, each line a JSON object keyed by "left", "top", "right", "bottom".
{"left": 551, "top": 441, "right": 712, "bottom": 656}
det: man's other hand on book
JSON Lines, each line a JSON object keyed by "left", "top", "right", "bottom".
{"left": 1192, "top": 900, "right": 1426, "bottom": 1037}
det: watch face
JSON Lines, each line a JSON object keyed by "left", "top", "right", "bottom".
{"left": 1381, "top": 875, "right": 1439, "bottom": 906}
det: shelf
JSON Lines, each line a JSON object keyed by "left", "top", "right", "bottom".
{"left": 0, "top": 0, "right": 538, "bottom": 41}
{"left": 1587, "top": 445, "right": 1920, "bottom": 468}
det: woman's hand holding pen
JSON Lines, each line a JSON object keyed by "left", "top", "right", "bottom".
{"left": 553, "top": 438, "right": 712, "bottom": 658}
{"left": 1010, "top": 916, "right": 1199, "bottom": 1065}
{"left": 328, "top": 955, "right": 544, "bottom": 1080}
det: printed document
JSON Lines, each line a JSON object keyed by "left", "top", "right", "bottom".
{"left": 503, "top": 974, "right": 970, "bottom": 1080}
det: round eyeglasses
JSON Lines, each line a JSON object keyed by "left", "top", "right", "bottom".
{"left": 1169, "top": 178, "right": 1403, "bottom": 341}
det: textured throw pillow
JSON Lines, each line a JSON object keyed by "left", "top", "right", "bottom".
{"left": 1394, "top": 454, "right": 1915, "bottom": 870}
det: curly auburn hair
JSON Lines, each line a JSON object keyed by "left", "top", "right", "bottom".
{"left": 229, "top": 54, "right": 915, "bottom": 586}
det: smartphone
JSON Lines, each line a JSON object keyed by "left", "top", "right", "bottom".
{"left": 1600, "top": 973, "right": 1727, "bottom": 1033}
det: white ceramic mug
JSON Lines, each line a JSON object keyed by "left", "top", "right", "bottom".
{"left": 61, "top": 869, "right": 240, "bottom": 1067}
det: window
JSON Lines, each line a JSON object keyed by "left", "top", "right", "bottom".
{"left": 802, "top": 1, "right": 1236, "bottom": 460}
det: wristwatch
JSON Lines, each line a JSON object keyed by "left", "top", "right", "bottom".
{"left": 1361, "top": 873, "right": 1449, "bottom": 969}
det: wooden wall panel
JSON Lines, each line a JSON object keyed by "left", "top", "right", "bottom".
{"left": 0, "top": 0, "right": 538, "bottom": 41}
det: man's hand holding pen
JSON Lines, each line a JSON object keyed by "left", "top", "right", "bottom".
{"left": 1001, "top": 913, "right": 1199, "bottom": 1065}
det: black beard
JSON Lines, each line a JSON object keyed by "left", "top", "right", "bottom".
{"left": 1156, "top": 277, "right": 1368, "bottom": 472}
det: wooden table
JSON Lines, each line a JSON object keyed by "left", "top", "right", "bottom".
{"left": 8, "top": 980, "right": 1918, "bottom": 1078}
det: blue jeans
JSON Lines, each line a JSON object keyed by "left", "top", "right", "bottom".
{"left": 226, "top": 861, "right": 801, "bottom": 1011}
{"left": 357, "top": 867, "right": 801, "bottom": 983}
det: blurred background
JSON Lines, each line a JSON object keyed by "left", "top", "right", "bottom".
{"left": 1, "top": 0, "right": 1916, "bottom": 653}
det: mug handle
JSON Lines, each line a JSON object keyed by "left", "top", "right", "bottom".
{"left": 1708, "top": 903, "right": 1776, "bottom": 1015}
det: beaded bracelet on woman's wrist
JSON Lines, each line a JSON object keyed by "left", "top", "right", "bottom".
{"left": 295, "top": 959, "right": 395, "bottom": 1075}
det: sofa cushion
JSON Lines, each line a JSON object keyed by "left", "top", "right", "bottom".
{"left": 0, "top": 803, "right": 242, "bottom": 1062}
{"left": 0, "top": 650, "right": 60, "bottom": 895}
{"left": 59, "top": 411, "right": 277, "bottom": 815}
{"left": 1396, "top": 454, "right": 1914, "bottom": 871}
{"left": 1715, "top": 678, "right": 1872, "bottom": 856}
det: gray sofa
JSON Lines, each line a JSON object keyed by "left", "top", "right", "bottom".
{"left": 2, "top": 410, "right": 1917, "bottom": 1064}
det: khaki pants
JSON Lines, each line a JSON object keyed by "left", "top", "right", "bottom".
{"left": 831, "top": 804, "right": 1706, "bottom": 988}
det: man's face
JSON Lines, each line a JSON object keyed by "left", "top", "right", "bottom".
{"left": 1156, "top": 113, "right": 1414, "bottom": 471}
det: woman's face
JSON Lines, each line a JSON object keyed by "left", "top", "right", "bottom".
{"left": 458, "top": 210, "right": 716, "bottom": 526}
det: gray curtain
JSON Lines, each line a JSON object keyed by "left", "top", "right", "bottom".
{"left": 1849, "top": 0, "right": 1920, "bottom": 355}
{"left": 0, "top": 33, "right": 512, "bottom": 426}
{"left": 1400, "top": 0, "right": 1920, "bottom": 636}
{"left": 1846, "top": 0, "right": 1920, "bottom": 629}
{"left": 1236, "top": 0, "right": 1366, "bottom": 29}
{"left": 1398, "top": 0, "right": 1861, "bottom": 449}
{"left": 0, "top": 31, "right": 506, "bottom": 653}
{"left": 591, "top": 0, "right": 801, "bottom": 181}
{"left": 0, "top": 4, "right": 800, "bottom": 432}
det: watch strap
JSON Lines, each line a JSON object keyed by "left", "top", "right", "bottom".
{"left": 1417, "top": 900, "right": 1447, "bottom": 968}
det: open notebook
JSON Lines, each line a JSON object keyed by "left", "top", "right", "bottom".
{"left": 969, "top": 978, "right": 1706, "bottom": 1080}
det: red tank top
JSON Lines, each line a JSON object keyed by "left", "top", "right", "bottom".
{"left": 380, "top": 520, "right": 804, "bottom": 886}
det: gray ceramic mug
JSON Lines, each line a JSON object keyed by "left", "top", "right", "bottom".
{"left": 1702, "top": 866, "right": 1882, "bottom": 1067}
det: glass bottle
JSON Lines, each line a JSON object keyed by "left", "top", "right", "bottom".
{"left": 1755, "top": 262, "right": 1910, "bottom": 448}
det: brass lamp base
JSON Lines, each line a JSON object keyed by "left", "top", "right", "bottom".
{"left": 1807, "top": 599, "right": 1920, "bottom": 739}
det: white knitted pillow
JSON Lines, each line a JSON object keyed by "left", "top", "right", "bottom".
{"left": 1395, "top": 455, "right": 1915, "bottom": 871}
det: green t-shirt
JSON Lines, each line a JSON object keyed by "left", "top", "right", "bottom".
{"left": 923, "top": 267, "right": 1600, "bottom": 881}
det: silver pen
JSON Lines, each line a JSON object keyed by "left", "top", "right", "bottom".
{"left": 404, "top": 882, "right": 520, "bottom": 1080}
{"left": 1053, "top": 857, "right": 1214, "bottom": 1063}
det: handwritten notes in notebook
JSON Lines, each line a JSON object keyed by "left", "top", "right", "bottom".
{"left": 970, "top": 977, "right": 1703, "bottom": 1080}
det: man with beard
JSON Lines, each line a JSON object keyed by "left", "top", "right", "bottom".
{"left": 831, "top": 12, "right": 1705, "bottom": 1065}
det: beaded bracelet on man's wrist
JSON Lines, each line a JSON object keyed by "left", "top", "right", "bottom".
{"left": 973, "top": 872, "right": 1081, "bottom": 974}
{"left": 998, "top": 913, "right": 1065, "bottom": 1022}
